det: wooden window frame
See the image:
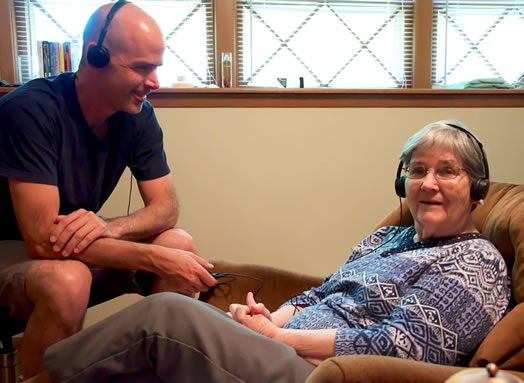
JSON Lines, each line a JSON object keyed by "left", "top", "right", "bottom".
{"left": 0, "top": 0, "right": 17, "bottom": 84}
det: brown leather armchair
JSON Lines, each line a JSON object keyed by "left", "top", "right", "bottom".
{"left": 199, "top": 182, "right": 524, "bottom": 382}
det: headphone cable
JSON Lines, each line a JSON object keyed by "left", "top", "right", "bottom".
{"left": 211, "top": 272, "right": 264, "bottom": 299}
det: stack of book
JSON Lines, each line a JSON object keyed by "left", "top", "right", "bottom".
{"left": 37, "top": 41, "right": 73, "bottom": 78}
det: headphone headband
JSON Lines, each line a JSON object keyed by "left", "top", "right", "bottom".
{"left": 394, "top": 123, "right": 490, "bottom": 200}
{"left": 96, "top": 0, "right": 129, "bottom": 50}
{"left": 87, "top": 0, "right": 129, "bottom": 68}
{"left": 443, "top": 123, "right": 490, "bottom": 181}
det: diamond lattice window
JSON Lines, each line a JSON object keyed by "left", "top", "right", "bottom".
{"left": 236, "top": 0, "right": 414, "bottom": 88}
{"left": 432, "top": 0, "right": 524, "bottom": 86}
{"left": 13, "top": 0, "right": 215, "bottom": 86}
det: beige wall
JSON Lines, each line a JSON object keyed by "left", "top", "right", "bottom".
{"left": 99, "top": 108, "right": 524, "bottom": 278}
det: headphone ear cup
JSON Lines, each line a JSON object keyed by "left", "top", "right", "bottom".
{"left": 471, "top": 178, "right": 490, "bottom": 201}
{"left": 87, "top": 45, "right": 110, "bottom": 68}
{"left": 395, "top": 175, "right": 406, "bottom": 198}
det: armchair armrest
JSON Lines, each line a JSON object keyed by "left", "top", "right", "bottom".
{"left": 470, "top": 303, "right": 524, "bottom": 371}
{"left": 198, "top": 260, "right": 323, "bottom": 312}
{"left": 306, "top": 355, "right": 463, "bottom": 383}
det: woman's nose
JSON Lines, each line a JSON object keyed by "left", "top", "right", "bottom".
{"left": 420, "top": 170, "right": 439, "bottom": 191}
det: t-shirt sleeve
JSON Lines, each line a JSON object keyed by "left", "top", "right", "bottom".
{"left": 129, "top": 102, "right": 170, "bottom": 181}
{"left": 0, "top": 95, "right": 58, "bottom": 185}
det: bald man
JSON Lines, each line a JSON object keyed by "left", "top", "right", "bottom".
{"left": 0, "top": 1, "right": 216, "bottom": 378}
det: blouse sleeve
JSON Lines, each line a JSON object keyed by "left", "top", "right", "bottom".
{"left": 279, "top": 226, "right": 402, "bottom": 309}
{"left": 334, "top": 242, "right": 510, "bottom": 365}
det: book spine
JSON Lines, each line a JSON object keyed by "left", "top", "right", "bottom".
{"left": 48, "top": 42, "right": 55, "bottom": 76}
{"left": 42, "top": 41, "right": 51, "bottom": 77}
{"left": 63, "top": 42, "right": 71, "bottom": 72}
{"left": 59, "top": 43, "right": 65, "bottom": 73}
{"left": 52, "top": 42, "right": 60, "bottom": 76}
{"left": 37, "top": 40, "right": 44, "bottom": 77}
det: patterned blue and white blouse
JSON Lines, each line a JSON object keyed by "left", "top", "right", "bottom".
{"left": 281, "top": 226, "right": 510, "bottom": 365}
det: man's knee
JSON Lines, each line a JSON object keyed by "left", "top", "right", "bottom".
{"left": 148, "top": 228, "right": 197, "bottom": 253}
{"left": 26, "top": 260, "right": 92, "bottom": 325}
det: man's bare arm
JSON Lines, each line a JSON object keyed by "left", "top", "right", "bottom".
{"left": 104, "top": 174, "right": 179, "bottom": 240}
{"left": 49, "top": 174, "right": 179, "bottom": 255}
{"left": 8, "top": 179, "right": 215, "bottom": 293}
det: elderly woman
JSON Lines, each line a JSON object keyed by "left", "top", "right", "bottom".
{"left": 29, "top": 120, "right": 510, "bottom": 383}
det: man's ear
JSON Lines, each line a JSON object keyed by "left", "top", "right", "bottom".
{"left": 86, "top": 41, "right": 110, "bottom": 68}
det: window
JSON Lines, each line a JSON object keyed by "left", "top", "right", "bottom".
{"left": 432, "top": 0, "right": 524, "bottom": 87}
{"left": 13, "top": 0, "right": 215, "bottom": 86}
{"left": 8, "top": 0, "right": 524, "bottom": 89}
{"left": 236, "top": 0, "right": 414, "bottom": 88}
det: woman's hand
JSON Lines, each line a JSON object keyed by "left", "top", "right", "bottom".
{"left": 228, "top": 292, "right": 271, "bottom": 321}
{"left": 228, "top": 292, "right": 280, "bottom": 338}
{"left": 240, "top": 311, "right": 281, "bottom": 339}
{"left": 246, "top": 292, "right": 271, "bottom": 320}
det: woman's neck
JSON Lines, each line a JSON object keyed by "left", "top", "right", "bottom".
{"left": 414, "top": 224, "right": 479, "bottom": 242}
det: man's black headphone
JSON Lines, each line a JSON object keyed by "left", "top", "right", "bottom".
{"left": 394, "top": 123, "right": 490, "bottom": 201}
{"left": 87, "top": 0, "right": 130, "bottom": 68}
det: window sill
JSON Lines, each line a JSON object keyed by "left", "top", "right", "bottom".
{"left": 2, "top": 87, "right": 524, "bottom": 108}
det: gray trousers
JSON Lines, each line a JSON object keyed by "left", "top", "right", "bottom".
{"left": 44, "top": 292, "right": 316, "bottom": 382}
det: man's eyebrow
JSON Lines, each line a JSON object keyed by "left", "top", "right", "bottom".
{"left": 132, "top": 61, "right": 162, "bottom": 68}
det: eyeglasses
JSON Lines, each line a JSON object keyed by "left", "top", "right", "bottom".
{"left": 404, "top": 165, "right": 467, "bottom": 180}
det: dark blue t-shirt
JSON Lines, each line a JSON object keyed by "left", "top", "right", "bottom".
{"left": 0, "top": 73, "right": 170, "bottom": 240}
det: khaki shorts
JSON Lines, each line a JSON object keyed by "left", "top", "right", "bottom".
{"left": 0, "top": 240, "right": 154, "bottom": 320}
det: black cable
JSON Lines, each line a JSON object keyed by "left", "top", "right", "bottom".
{"left": 211, "top": 272, "right": 264, "bottom": 299}
{"left": 127, "top": 171, "right": 133, "bottom": 216}
{"left": 371, "top": 196, "right": 403, "bottom": 257}
{"left": 289, "top": 293, "right": 317, "bottom": 315}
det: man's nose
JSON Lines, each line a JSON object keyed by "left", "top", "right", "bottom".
{"left": 145, "top": 69, "right": 160, "bottom": 90}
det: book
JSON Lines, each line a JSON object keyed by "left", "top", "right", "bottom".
{"left": 51, "top": 42, "right": 60, "bottom": 76}
{"left": 63, "top": 42, "right": 71, "bottom": 72}
{"left": 42, "top": 41, "right": 51, "bottom": 77}
{"left": 37, "top": 41, "right": 44, "bottom": 78}
{"left": 59, "top": 43, "right": 65, "bottom": 73}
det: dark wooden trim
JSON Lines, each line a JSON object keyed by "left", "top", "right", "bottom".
{"left": 2, "top": 87, "right": 524, "bottom": 108}
{"left": 215, "top": 0, "right": 236, "bottom": 87}
{"left": 0, "top": 0, "right": 17, "bottom": 84}
{"left": 145, "top": 88, "right": 524, "bottom": 108}
{"left": 414, "top": 0, "right": 433, "bottom": 89}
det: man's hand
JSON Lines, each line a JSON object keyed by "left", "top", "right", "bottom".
{"left": 156, "top": 249, "right": 216, "bottom": 295}
{"left": 50, "top": 209, "right": 116, "bottom": 257}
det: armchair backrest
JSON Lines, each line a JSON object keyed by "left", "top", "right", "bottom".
{"left": 374, "top": 182, "right": 524, "bottom": 304}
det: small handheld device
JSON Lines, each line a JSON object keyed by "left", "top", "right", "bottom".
{"left": 210, "top": 272, "right": 229, "bottom": 278}
{"left": 207, "top": 272, "right": 264, "bottom": 297}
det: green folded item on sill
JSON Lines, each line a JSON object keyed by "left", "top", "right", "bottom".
{"left": 445, "top": 77, "right": 514, "bottom": 89}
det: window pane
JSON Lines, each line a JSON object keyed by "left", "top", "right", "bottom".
{"left": 237, "top": 0, "right": 414, "bottom": 88}
{"left": 13, "top": 0, "right": 215, "bottom": 87}
{"left": 432, "top": 0, "right": 524, "bottom": 87}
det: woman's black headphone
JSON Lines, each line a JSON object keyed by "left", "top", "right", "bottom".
{"left": 87, "top": 0, "right": 130, "bottom": 68}
{"left": 394, "top": 123, "right": 490, "bottom": 201}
